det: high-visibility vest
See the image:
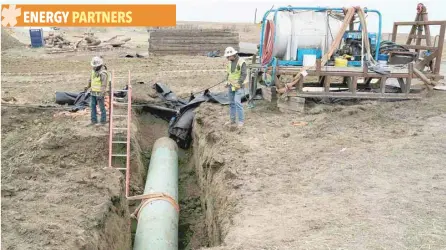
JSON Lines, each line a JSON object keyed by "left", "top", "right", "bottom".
{"left": 90, "top": 70, "right": 109, "bottom": 92}
{"left": 227, "top": 58, "right": 248, "bottom": 91}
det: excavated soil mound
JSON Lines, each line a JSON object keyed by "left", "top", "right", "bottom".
{"left": 1, "top": 28, "right": 24, "bottom": 50}
{"left": 1, "top": 107, "right": 131, "bottom": 250}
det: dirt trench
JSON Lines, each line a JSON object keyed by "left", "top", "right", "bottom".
{"left": 129, "top": 107, "right": 230, "bottom": 249}
{"left": 0, "top": 104, "right": 229, "bottom": 250}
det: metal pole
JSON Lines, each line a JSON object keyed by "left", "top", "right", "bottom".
{"left": 326, "top": 12, "right": 329, "bottom": 65}
{"left": 254, "top": 8, "right": 257, "bottom": 24}
{"left": 367, "top": 10, "right": 383, "bottom": 61}
{"left": 125, "top": 70, "right": 132, "bottom": 198}
{"left": 361, "top": 26, "right": 364, "bottom": 69}
{"left": 108, "top": 70, "right": 114, "bottom": 169}
{"left": 133, "top": 137, "right": 179, "bottom": 250}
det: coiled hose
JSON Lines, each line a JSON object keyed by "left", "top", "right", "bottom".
{"left": 379, "top": 40, "right": 409, "bottom": 54}
{"left": 261, "top": 19, "right": 275, "bottom": 66}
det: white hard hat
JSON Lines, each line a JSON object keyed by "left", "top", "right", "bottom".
{"left": 224, "top": 47, "right": 237, "bottom": 57}
{"left": 90, "top": 56, "right": 103, "bottom": 67}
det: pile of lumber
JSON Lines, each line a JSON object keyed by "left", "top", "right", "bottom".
{"left": 74, "top": 33, "right": 102, "bottom": 48}
{"left": 148, "top": 29, "right": 239, "bottom": 56}
{"left": 104, "top": 35, "right": 132, "bottom": 47}
{"left": 44, "top": 33, "right": 71, "bottom": 48}
{"left": 74, "top": 34, "right": 132, "bottom": 48}
{"left": 45, "top": 32, "right": 132, "bottom": 53}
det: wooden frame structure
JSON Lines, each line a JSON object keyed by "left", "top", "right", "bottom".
{"left": 251, "top": 31, "right": 446, "bottom": 99}
{"left": 392, "top": 20, "right": 446, "bottom": 79}
{"left": 263, "top": 60, "right": 425, "bottom": 99}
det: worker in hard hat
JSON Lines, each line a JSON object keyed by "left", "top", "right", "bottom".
{"left": 224, "top": 46, "right": 248, "bottom": 127}
{"left": 85, "top": 56, "right": 109, "bottom": 126}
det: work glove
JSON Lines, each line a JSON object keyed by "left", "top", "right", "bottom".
{"left": 84, "top": 87, "right": 89, "bottom": 92}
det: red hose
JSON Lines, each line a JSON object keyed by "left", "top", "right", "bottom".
{"left": 262, "top": 19, "right": 275, "bottom": 66}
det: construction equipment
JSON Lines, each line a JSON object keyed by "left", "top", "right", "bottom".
{"left": 247, "top": 4, "right": 445, "bottom": 104}
{"left": 108, "top": 70, "right": 132, "bottom": 197}
{"left": 337, "top": 31, "right": 378, "bottom": 67}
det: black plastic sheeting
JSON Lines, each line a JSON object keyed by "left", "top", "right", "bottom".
{"left": 152, "top": 83, "right": 188, "bottom": 110}
{"left": 55, "top": 92, "right": 81, "bottom": 105}
{"left": 150, "top": 83, "right": 260, "bottom": 149}
{"left": 55, "top": 83, "right": 260, "bottom": 149}
{"left": 55, "top": 91, "right": 91, "bottom": 112}
{"left": 55, "top": 87, "right": 128, "bottom": 112}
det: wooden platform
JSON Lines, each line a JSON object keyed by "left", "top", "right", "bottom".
{"left": 249, "top": 62, "right": 439, "bottom": 100}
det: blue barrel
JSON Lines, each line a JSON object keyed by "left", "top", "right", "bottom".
{"left": 29, "top": 28, "right": 44, "bottom": 48}
{"left": 377, "top": 54, "right": 389, "bottom": 61}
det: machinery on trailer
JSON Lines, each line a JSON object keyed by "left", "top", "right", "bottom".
{"left": 338, "top": 30, "right": 378, "bottom": 67}
{"left": 248, "top": 4, "right": 445, "bottom": 103}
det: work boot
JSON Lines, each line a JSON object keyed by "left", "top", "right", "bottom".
{"left": 224, "top": 121, "right": 236, "bottom": 127}
{"left": 238, "top": 122, "right": 244, "bottom": 127}
{"left": 86, "top": 122, "right": 97, "bottom": 127}
{"left": 247, "top": 101, "right": 255, "bottom": 109}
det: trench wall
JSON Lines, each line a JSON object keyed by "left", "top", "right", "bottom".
{"left": 192, "top": 109, "right": 236, "bottom": 246}
{"left": 130, "top": 107, "right": 235, "bottom": 248}
{"left": 1, "top": 107, "right": 132, "bottom": 250}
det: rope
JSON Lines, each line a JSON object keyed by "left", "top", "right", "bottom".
{"left": 1, "top": 103, "right": 71, "bottom": 110}
{"left": 262, "top": 19, "right": 275, "bottom": 66}
{"left": 128, "top": 193, "right": 180, "bottom": 220}
{"left": 356, "top": 8, "right": 377, "bottom": 64}
{"left": 191, "top": 79, "right": 226, "bottom": 95}
{"left": 2, "top": 78, "right": 227, "bottom": 112}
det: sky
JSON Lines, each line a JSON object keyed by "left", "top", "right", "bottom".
{"left": 172, "top": 0, "right": 446, "bottom": 34}
{"left": 2, "top": 0, "right": 446, "bottom": 34}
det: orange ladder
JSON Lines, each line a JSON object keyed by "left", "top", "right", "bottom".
{"left": 108, "top": 70, "right": 132, "bottom": 197}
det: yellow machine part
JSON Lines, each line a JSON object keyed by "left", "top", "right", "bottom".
{"left": 334, "top": 57, "right": 348, "bottom": 67}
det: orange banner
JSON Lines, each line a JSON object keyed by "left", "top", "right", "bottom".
{"left": 1, "top": 4, "right": 176, "bottom": 27}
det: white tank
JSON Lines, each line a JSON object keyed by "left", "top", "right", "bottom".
{"left": 290, "top": 11, "right": 325, "bottom": 60}
{"left": 262, "top": 10, "right": 342, "bottom": 61}
{"left": 264, "top": 11, "right": 292, "bottom": 59}
{"left": 289, "top": 11, "right": 342, "bottom": 60}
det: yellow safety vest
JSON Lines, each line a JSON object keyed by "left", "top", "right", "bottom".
{"left": 227, "top": 58, "right": 248, "bottom": 91}
{"left": 90, "top": 70, "right": 109, "bottom": 92}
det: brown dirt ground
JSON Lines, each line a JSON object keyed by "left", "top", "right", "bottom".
{"left": 1, "top": 27, "right": 226, "bottom": 250}
{"left": 1, "top": 28, "right": 24, "bottom": 50}
{"left": 2, "top": 24, "right": 446, "bottom": 250}
{"left": 193, "top": 93, "right": 446, "bottom": 249}
{"left": 1, "top": 107, "right": 131, "bottom": 250}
